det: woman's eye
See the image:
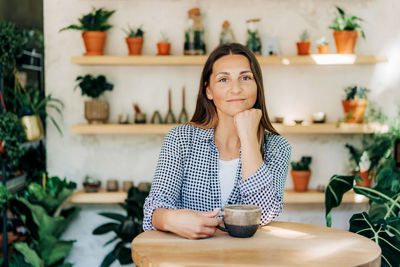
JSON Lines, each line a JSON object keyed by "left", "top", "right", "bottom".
{"left": 218, "top": 77, "right": 227, "bottom": 82}
{"left": 241, "top": 75, "right": 252, "bottom": 81}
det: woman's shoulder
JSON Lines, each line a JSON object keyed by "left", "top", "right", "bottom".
{"left": 165, "top": 123, "right": 210, "bottom": 144}
{"left": 264, "top": 133, "right": 292, "bottom": 154}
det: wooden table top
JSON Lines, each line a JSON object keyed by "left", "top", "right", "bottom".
{"left": 131, "top": 221, "right": 381, "bottom": 267}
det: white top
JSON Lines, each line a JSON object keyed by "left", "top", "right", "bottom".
{"left": 218, "top": 158, "right": 239, "bottom": 205}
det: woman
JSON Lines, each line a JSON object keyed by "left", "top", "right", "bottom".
{"left": 143, "top": 43, "right": 291, "bottom": 239}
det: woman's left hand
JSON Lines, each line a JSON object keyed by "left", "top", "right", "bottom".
{"left": 233, "top": 108, "right": 262, "bottom": 141}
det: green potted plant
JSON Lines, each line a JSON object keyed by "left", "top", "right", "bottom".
{"left": 329, "top": 6, "right": 365, "bottom": 54}
{"left": 316, "top": 37, "right": 330, "bottom": 54}
{"left": 245, "top": 18, "right": 261, "bottom": 55}
{"left": 93, "top": 184, "right": 150, "bottom": 266}
{"left": 296, "top": 30, "right": 310, "bottom": 55}
{"left": 0, "top": 21, "right": 25, "bottom": 75}
{"left": 60, "top": 7, "right": 115, "bottom": 56}
{"left": 342, "top": 85, "right": 370, "bottom": 123}
{"left": 157, "top": 32, "right": 170, "bottom": 56}
{"left": 325, "top": 158, "right": 400, "bottom": 267}
{"left": 75, "top": 74, "right": 114, "bottom": 124}
{"left": 290, "top": 156, "right": 312, "bottom": 192}
{"left": 123, "top": 25, "right": 144, "bottom": 55}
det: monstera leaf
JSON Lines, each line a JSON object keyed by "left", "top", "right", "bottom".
{"left": 349, "top": 212, "right": 400, "bottom": 267}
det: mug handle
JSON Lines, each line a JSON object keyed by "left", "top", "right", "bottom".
{"left": 216, "top": 210, "right": 228, "bottom": 232}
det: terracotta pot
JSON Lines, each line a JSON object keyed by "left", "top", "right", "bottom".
{"left": 291, "top": 170, "right": 311, "bottom": 192}
{"left": 0, "top": 140, "right": 4, "bottom": 153}
{"left": 318, "top": 45, "right": 330, "bottom": 54}
{"left": 157, "top": 42, "right": 171, "bottom": 55}
{"left": 21, "top": 115, "right": 44, "bottom": 141}
{"left": 333, "top": 31, "right": 359, "bottom": 54}
{"left": 84, "top": 100, "right": 109, "bottom": 124}
{"left": 342, "top": 99, "right": 368, "bottom": 123}
{"left": 82, "top": 31, "right": 107, "bottom": 56}
{"left": 355, "top": 170, "right": 374, "bottom": 187}
{"left": 126, "top": 37, "right": 144, "bottom": 55}
{"left": 296, "top": 42, "right": 311, "bottom": 55}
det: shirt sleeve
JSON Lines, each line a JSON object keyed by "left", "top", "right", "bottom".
{"left": 143, "top": 127, "right": 183, "bottom": 231}
{"left": 238, "top": 135, "right": 291, "bottom": 225}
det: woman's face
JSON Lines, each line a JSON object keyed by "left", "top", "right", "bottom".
{"left": 206, "top": 54, "right": 257, "bottom": 118}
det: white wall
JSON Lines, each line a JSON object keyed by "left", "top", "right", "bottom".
{"left": 44, "top": 0, "right": 400, "bottom": 266}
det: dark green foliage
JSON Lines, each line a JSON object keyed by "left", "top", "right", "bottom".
{"left": 344, "top": 85, "right": 370, "bottom": 100}
{"left": 60, "top": 7, "right": 115, "bottom": 32}
{"left": 0, "top": 112, "right": 26, "bottom": 172}
{"left": 329, "top": 6, "right": 366, "bottom": 39}
{"left": 75, "top": 74, "right": 114, "bottom": 99}
{"left": 290, "top": 156, "right": 312, "bottom": 171}
{"left": 123, "top": 25, "right": 144, "bottom": 37}
{"left": 0, "top": 21, "right": 25, "bottom": 74}
{"left": 93, "top": 185, "right": 150, "bottom": 266}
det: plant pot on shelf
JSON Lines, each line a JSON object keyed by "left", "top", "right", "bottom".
{"left": 83, "top": 181, "right": 101, "bottom": 193}
{"left": 126, "top": 37, "right": 144, "bottom": 55}
{"left": 84, "top": 100, "right": 109, "bottom": 124}
{"left": 342, "top": 99, "right": 367, "bottom": 123}
{"left": 291, "top": 170, "right": 311, "bottom": 192}
{"left": 318, "top": 45, "right": 330, "bottom": 54}
{"left": 82, "top": 31, "right": 107, "bottom": 56}
{"left": 157, "top": 42, "right": 171, "bottom": 55}
{"left": 21, "top": 115, "right": 44, "bottom": 141}
{"left": 355, "top": 170, "right": 374, "bottom": 187}
{"left": 333, "top": 30, "right": 359, "bottom": 54}
{"left": 296, "top": 42, "right": 310, "bottom": 55}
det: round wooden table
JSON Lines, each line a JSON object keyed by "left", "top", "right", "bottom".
{"left": 131, "top": 221, "right": 381, "bottom": 267}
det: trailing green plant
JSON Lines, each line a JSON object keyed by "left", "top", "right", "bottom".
{"left": 329, "top": 6, "right": 366, "bottom": 39}
{"left": 0, "top": 112, "right": 26, "bottom": 172}
{"left": 325, "top": 158, "right": 400, "bottom": 267}
{"left": 0, "top": 21, "right": 25, "bottom": 75}
{"left": 75, "top": 74, "right": 114, "bottom": 99}
{"left": 299, "top": 30, "right": 309, "bottom": 42}
{"left": 60, "top": 7, "right": 115, "bottom": 32}
{"left": 290, "top": 156, "right": 312, "bottom": 171}
{"left": 363, "top": 101, "right": 389, "bottom": 124}
{"left": 0, "top": 182, "right": 11, "bottom": 209}
{"left": 8, "top": 74, "right": 64, "bottom": 135}
{"left": 123, "top": 25, "right": 144, "bottom": 37}
{"left": 10, "top": 175, "right": 80, "bottom": 267}
{"left": 93, "top": 185, "right": 150, "bottom": 267}
{"left": 344, "top": 85, "right": 370, "bottom": 100}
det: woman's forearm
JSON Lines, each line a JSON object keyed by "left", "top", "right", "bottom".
{"left": 152, "top": 208, "right": 174, "bottom": 231}
{"left": 240, "top": 136, "right": 263, "bottom": 180}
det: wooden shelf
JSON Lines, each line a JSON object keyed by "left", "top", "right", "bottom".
{"left": 71, "top": 55, "right": 387, "bottom": 66}
{"left": 69, "top": 189, "right": 367, "bottom": 204}
{"left": 70, "top": 122, "right": 388, "bottom": 135}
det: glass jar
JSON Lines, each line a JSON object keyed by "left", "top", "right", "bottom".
{"left": 246, "top": 18, "right": 261, "bottom": 55}
{"left": 219, "top": 20, "right": 236, "bottom": 45}
{"left": 184, "top": 8, "right": 206, "bottom": 55}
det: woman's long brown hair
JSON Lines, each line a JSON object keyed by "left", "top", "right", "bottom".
{"left": 189, "top": 43, "right": 279, "bottom": 151}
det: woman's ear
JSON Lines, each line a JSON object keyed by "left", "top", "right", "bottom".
{"left": 206, "top": 86, "right": 213, "bottom": 100}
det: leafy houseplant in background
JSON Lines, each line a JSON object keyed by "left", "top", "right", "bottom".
{"left": 246, "top": 18, "right": 261, "bottom": 55}
{"left": 290, "top": 156, "right": 312, "bottom": 192}
{"left": 75, "top": 74, "right": 114, "bottom": 124}
{"left": 329, "top": 6, "right": 365, "bottom": 54}
{"left": 60, "top": 7, "right": 115, "bottom": 56}
{"left": 93, "top": 184, "right": 150, "bottom": 267}
{"left": 296, "top": 30, "right": 310, "bottom": 55}
{"left": 342, "top": 85, "right": 370, "bottom": 123}
{"left": 0, "top": 21, "right": 25, "bottom": 75}
{"left": 316, "top": 37, "right": 330, "bottom": 54}
{"left": 123, "top": 25, "right": 145, "bottom": 55}
{"left": 157, "top": 32, "right": 171, "bottom": 56}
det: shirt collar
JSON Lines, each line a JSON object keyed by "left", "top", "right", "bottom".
{"left": 197, "top": 126, "right": 215, "bottom": 142}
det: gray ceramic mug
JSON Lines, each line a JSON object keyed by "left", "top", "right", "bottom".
{"left": 216, "top": 204, "right": 261, "bottom": 238}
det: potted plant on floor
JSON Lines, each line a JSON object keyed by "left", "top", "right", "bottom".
{"left": 296, "top": 30, "right": 310, "bottom": 55}
{"left": 123, "top": 25, "right": 144, "bottom": 55}
{"left": 342, "top": 85, "right": 370, "bottom": 123}
{"left": 93, "top": 185, "right": 150, "bottom": 266}
{"left": 316, "top": 37, "right": 330, "bottom": 54}
{"left": 60, "top": 7, "right": 115, "bottom": 56}
{"left": 329, "top": 6, "right": 365, "bottom": 54}
{"left": 75, "top": 74, "right": 114, "bottom": 124}
{"left": 157, "top": 32, "right": 171, "bottom": 55}
{"left": 290, "top": 156, "right": 312, "bottom": 192}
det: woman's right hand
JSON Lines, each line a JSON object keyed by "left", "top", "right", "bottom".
{"left": 154, "top": 208, "right": 222, "bottom": 239}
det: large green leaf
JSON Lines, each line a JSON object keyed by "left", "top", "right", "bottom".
{"left": 35, "top": 235, "right": 74, "bottom": 266}
{"left": 117, "top": 246, "right": 133, "bottom": 265}
{"left": 13, "top": 242, "right": 43, "bottom": 267}
{"left": 93, "top": 222, "right": 119, "bottom": 235}
{"left": 325, "top": 175, "right": 360, "bottom": 227}
{"left": 100, "top": 250, "right": 117, "bottom": 267}
{"left": 99, "top": 212, "right": 126, "bottom": 222}
{"left": 350, "top": 212, "right": 400, "bottom": 267}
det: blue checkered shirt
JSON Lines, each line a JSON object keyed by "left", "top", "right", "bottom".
{"left": 143, "top": 124, "right": 291, "bottom": 231}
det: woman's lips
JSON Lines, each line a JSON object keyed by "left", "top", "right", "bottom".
{"left": 227, "top": 99, "right": 245, "bottom": 102}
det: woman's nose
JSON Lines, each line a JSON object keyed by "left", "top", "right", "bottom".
{"left": 230, "top": 80, "right": 242, "bottom": 94}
